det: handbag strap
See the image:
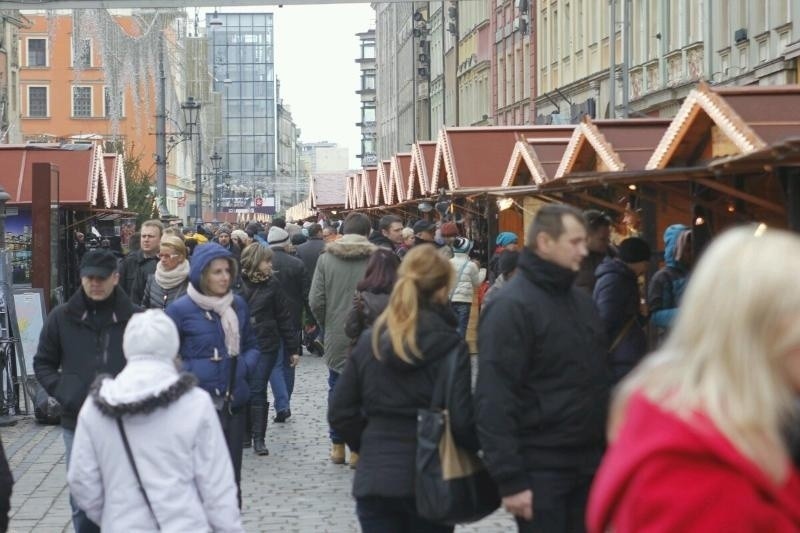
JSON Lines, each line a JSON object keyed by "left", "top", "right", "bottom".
{"left": 609, "top": 316, "right": 637, "bottom": 353}
{"left": 430, "top": 344, "right": 461, "bottom": 410}
{"left": 117, "top": 418, "right": 162, "bottom": 531}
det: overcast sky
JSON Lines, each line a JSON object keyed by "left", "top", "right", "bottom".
{"left": 202, "top": 4, "right": 375, "bottom": 169}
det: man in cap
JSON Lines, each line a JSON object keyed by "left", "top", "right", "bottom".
{"left": 34, "top": 249, "right": 140, "bottom": 533}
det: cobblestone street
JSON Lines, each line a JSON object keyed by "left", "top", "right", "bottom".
{"left": 2, "top": 355, "right": 515, "bottom": 532}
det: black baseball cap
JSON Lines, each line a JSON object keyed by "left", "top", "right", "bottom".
{"left": 413, "top": 219, "right": 436, "bottom": 234}
{"left": 80, "top": 249, "right": 118, "bottom": 279}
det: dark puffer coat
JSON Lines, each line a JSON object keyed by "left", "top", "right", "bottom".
{"left": 270, "top": 247, "right": 309, "bottom": 329}
{"left": 165, "top": 244, "right": 260, "bottom": 411}
{"left": 593, "top": 257, "right": 648, "bottom": 383}
{"left": 329, "top": 304, "right": 478, "bottom": 499}
{"left": 141, "top": 274, "right": 188, "bottom": 310}
{"left": 239, "top": 275, "right": 300, "bottom": 356}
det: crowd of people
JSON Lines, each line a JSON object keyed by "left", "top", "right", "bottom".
{"left": 0, "top": 204, "right": 796, "bottom": 533}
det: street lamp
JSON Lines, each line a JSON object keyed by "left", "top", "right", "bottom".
{"left": 210, "top": 151, "right": 222, "bottom": 220}
{"left": 181, "top": 96, "right": 202, "bottom": 224}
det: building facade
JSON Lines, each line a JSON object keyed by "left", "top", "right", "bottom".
{"left": 492, "top": 0, "right": 534, "bottom": 125}
{"left": 206, "top": 12, "right": 276, "bottom": 212}
{"left": 356, "top": 28, "right": 377, "bottom": 167}
{"left": 300, "top": 141, "right": 349, "bottom": 173}
{"left": 276, "top": 87, "right": 305, "bottom": 212}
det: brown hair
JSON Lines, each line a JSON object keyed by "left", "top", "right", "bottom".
{"left": 240, "top": 243, "right": 274, "bottom": 282}
{"left": 371, "top": 245, "right": 453, "bottom": 363}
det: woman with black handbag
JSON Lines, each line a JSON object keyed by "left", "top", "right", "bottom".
{"left": 329, "top": 245, "right": 483, "bottom": 532}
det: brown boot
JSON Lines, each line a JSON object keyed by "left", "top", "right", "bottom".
{"left": 349, "top": 451, "right": 359, "bottom": 470}
{"left": 330, "top": 443, "right": 346, "bottom": 464}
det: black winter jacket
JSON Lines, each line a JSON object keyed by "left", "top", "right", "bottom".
{"left": 33, "top": 286, "right": 140, "bottom": 429}
{"left": 141, "top": 274, "right": 188, "bottom": 310}
{"left": 593, "top": 257, "right": 648, "bottom": 383}
{"left": 239, "top": 276, "right": 300, "bottom": 356}
{"left": 119, "top": 250, "right": 158, "bottom": 305}
{"left": 475, "top": 250, "right": 611, "bottom": 497}
{"left": 270, "top": 247, "right": 309, "bottom": 329}
{"left": 295, "top": 237, "right": 325, "bottom": 279}
{"left": 0, "top": 435, "right": 10, "bottom": 533}
{"left": 329, "top": 304, "right": 478, "bottom": 499}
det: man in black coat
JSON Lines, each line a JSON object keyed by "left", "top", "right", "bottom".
{"left": 475, "top": 204, "right": 611, "bottom": 533}
{"left": 368, "top": 215, "right": 403, "bottom": 251}
{"left": 34, "top": 249, "right": 140, "bottom": 533}
{"left": 296, "top": 223, "right": 325, "bottom": 277}
{"left": 118, "top": 219, "right": 162, "bottom": 304}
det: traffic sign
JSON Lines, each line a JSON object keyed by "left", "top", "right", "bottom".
{"left": 255, "top": 197, "right": 263, "bottom": 207}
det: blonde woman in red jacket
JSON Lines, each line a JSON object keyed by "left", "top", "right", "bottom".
{"left": 587, "top": 226, "right": 800, "bottom": 533}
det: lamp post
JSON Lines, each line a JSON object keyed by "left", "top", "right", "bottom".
{"left": 181, "top": 96, "right": 202, "bottom": 224}
{"left": 210, "top": 151, "right": 222, "bottom": 221}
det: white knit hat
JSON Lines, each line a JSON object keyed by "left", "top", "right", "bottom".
{"left": 267, "top": 226, "right": 290, "bottom": 246}
{"left": 123, "top": 309, "right": 180, "bottom": 363}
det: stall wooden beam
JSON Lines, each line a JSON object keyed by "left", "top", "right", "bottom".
{"left": 694, "top": 177, "right": 786, "bottom": 215}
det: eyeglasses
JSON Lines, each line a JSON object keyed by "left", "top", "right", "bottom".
{"left": 158, "top": 253, "right": 179, "bottom": 260}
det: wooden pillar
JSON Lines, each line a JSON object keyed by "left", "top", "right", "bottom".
{"left": 32, "top": 163, "right": 56, "bottom": 308}
{"left": 780, "top": 167, "right": 800, "bottom": 232}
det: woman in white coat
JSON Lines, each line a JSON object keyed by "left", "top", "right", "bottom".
{"left": 449, "top": 236, "right": 485, "bottom": 337}
{"left": 67, "top": 309, "right": 243, "bottom": 533}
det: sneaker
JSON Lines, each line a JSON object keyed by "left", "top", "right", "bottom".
{"left": 274, "top": 409, "right": 291, "bottom": 423}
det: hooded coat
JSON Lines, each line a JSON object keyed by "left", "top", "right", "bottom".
{"left": 593, "top": 257, "right": 648, "bottom": 383}
{"left": 68, "top": 370, "right": 243, "bottom": 532}
{"left": 587, "top": 393, "right": 800, "bottom": 533}
{"left": 647, "top": 224, "right": 690, "bottom": 341}
{"left": 165, "top": 244, "right": 260, "bottom": 411}
{"left": 309, "top": 234, "right": 376, "bottom": 373}
{"left": 329, "top": 304, "right": 478, "bottom": 498}
{"left": 33, "top": 286, "right": 139, "bottom": 429}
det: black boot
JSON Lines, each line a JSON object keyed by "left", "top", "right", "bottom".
{"left": 251, "top": 402, "right": 269, "bottom": 456}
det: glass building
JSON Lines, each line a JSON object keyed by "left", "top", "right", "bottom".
{"left": 207, "top": 12, "right": 276, "bottom": 210}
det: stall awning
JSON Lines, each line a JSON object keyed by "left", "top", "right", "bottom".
{"left": 408, "top": 141, "right": 436, "bottom": 200}
{"left": 389, "top": 153, "right": 412, "bottom": 204}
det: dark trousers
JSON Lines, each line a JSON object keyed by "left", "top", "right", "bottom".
{"left": 218, "top": 408, "right": 246, "bottom": 507}
{"left": 328, "top": 369, "right": 343, "bottom": 444}
{"left": 356, "top": 496, "right": 453, "bottom": 533}
{"left": 248, "top": 348, "right": 280, "bottom": 404}
{"left": 515, "top": 469, "right": 592, "bottom": 533}
{"left": 451, "top": 302, "right": 471, "bottom": 337}
{"left": 270, "top": 340, "right": 296, "bottom": 412}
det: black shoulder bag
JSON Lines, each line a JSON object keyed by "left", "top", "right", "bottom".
{"left": 117, "top": 418, "right": 162, "bottom": 531}
{"left": 415, "top": 346, "right": 500, "bottom": 525}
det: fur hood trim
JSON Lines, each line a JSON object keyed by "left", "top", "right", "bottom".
{"left": 91, "top": 373, "right": 197, "bottom": 417}
{"left": 325, "top": 234, "right": 376, "bottom": 259}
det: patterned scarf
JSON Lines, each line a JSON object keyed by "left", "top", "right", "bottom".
{"left": 186, "top": 283, "right": 240, "bottom": 356}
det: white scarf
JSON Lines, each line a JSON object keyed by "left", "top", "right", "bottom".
{"left": 155, "top": 260, "right": 190, "bottom": 290}
{"left": 186, "top": 283, "right": 240, "bottom": 356}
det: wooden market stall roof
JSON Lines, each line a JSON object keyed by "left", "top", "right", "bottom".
{"left": 554, "top": 118, "right": 671, "bottom": 179}
{"left": 0, "top": 144, "right": 112, "bottom": 207}
{"left": 389, "top": 153, "right": 412, "bottom": 204}
{"left": 501, "top": 126, "right": 576, "bottom": 187}
{"left": 362, "top": 166, "right": 378, "bottom": 208}
{"left": 344, "top": 174, "right": 356, "bottom": 210}
{"left": 374, "top": 160, "right": 392, "bottom": 207}
{"left": 648, "top": 82, "right": 800, "bottom": 170}
{"left": 102, "top": 152, "right": 128, "bottom": 209}
{"left": 431, "top": 126, "right": 582, "bottom": 193}
{"left": 407, "top": 141, "right": 436, "bottom": 199}
{"left": 310, "top": 172, "right": 348, "bottom": 209}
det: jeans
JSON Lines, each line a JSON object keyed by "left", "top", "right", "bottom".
{"left": 248, "top": 348, "right": 279, "bottom": 404}
{"left": 451, "top": 302, "right": 471, "bottom": 337}
{"left": 217, "top": 408, "right": 246, "bottom": 508}
{"left": 328, "top": 369, "right": 343, "bottom": 444}
{"left": 356, "top": 496, "right": 453, "bottom": 533}
{"left": 62, "top": 428, "right": 101, "bottom": 533}
{"left": 269, "top": 340, "right": 295, "bottom": 413}
{"left": 514, "top": 469, "right": 593, "bottom": 533}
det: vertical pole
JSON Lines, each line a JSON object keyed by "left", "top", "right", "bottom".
{"left": 31, "top": 163, "right": 52, "bottom": 301}
{"left": 609, "top": 0, "right": 616, "bottom": 118}
{"left": 155, "top": 32, "right": 169, "bottom": 217}
{"left": 621, "top": 0, "right": 631, "bottom": 118}
{"left": 195, "top": 121, "right": 203, "bottom": 224}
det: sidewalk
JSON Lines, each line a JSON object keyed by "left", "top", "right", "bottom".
{"left": 2, "top": 355, "right": 516, "bottom": 532}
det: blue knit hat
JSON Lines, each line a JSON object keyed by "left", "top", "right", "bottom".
{"left": 495, "top": 231, "right": 518, "bottom": 247}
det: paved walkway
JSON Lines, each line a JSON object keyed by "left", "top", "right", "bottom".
{"left": 2, "top": 355, "right": 516, "bottom": 532}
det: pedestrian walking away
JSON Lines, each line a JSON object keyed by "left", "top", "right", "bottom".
{"left": 66, "top": 309, "right": 244, "bottom": 532}
{"left": 344, "top": 247, "right": 400, "bottom": 347}
{"left": 448, "top": 237, "right": 484, "bottom": 337}
{"left": 165, "top": 242, "right": 260, "bottom": 506}
{"left": 238, "top": 243, "right": 300, "bottom": 456}
{"left": 475, "top": 204, "right": 611, "bottom": 533}
{"left": 329, "top": 245, "right": 479, "bottom": 533}
{"left": 588, "top": 226, "right": 800, "bottom": 533}
{"left": 310, "top": 212, "right": 376, "bottom": 466}
{"left": 33, "top": 248, "right": 140, "bottom": 533}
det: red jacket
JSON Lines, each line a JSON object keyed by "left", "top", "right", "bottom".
{"left": 587, "top": 393, "right": 800, "bottom": 533}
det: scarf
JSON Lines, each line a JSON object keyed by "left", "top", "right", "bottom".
{"left": 186, "top": 283, "right": 240, "bottom": 356}
{"left": 155, "top": 260, "right": 190, "bottom": 290}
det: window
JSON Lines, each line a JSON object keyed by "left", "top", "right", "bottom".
{"left": 362, "top": 106, "right": 376, "bottom": 124}
{"left": 28, "top": 86, "right": 48, "bottom": 117}
{"left": 72, "top": 86, "right": 92, "bottom": 117}
{"left": 72, "top": 38, "right": 91, "bottom": 68}
{"left": 361, "top": 42, "right": 375, "bottom": 60}
{"left": 362, "top": 72, "right": 376, "bottom": 90}
{"left": 27, "top": 38, "right": 46, "bottom": 67}
{"left": 104, "top": 87, "right": 123, "bottom": 117}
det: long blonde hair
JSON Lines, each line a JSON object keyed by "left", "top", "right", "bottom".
{"left": 613, "top": 226, "right": 800, "bottom": 482}
{"left": 371, "top": 244, "right": 454, "bottom": 363}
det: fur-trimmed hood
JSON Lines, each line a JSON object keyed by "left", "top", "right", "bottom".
{"left": 90, "top": 360, "right": 197, "bottom": 417}
{"left": 324, "top": 234, "right": 376, "bottom": 259}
